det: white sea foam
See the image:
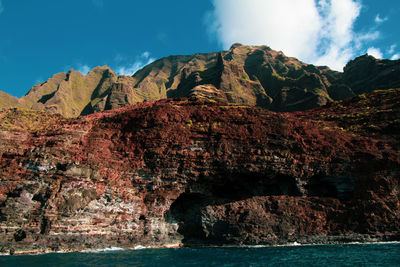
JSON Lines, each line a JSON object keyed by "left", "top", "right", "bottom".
{"left": 134, "top": 245, "right": 148, "bottom": 250}
{"left": 275, "top": 242, "right": 304, "bottom": 247}
{"left": 242, "top": 242, "right": 303, "bottom": 248}
{"left": 82, "top": 247, "right": 125, "bottom": 253}
{"left": 3, "top": 241, "right": 400, "bottom": 256}
{"left": 346, "top": 241, "right": 400, "bottom": 245}
{"left": 283, "top": 241, "right": 400, "bottom": 247}
{"left": 240, "top": 240, "right": 400, "bottom": 249}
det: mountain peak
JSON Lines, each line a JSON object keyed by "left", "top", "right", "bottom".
{"left": 66, "top": 68, "right": 75, "bottom": 74}
{"left": 90, "top": 65, "right": 113, "bottom": 73}
{"left": 229, "top": 43, "right": 244, "bottom": 49}
{"left": 1, "top": 44, "right": 400, "bottom": 117}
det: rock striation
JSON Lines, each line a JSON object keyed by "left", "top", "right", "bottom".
{"left": 2, "top": 44, "right": 400, "bottom": 117}
{"left": 0, "top": 88, "right": 399, "bottom": 253}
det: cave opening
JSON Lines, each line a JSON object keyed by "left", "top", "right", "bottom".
{"left": 166, "top": 192, "right": 210, "bottom": 242}
{"left": 166, "top": 172, "right": 304, "bottom": 245}
{"left": 209, "top": 172, "right": 302, "bottom": 200}
{"left": 306, "top": 175, "right": 355, "bottom": 199}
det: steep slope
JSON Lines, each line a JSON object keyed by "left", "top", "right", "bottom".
{"left": 0, "top": 91, "right": 20, "bottom": 109}
{"left": 0, "top": 89, "right": 399, "bottom": 254}
{"left": 100, "top": 44, "right": 400, "bottom": 112}
{"left": 342, "top": 55, "right": 400, "bottom": 95}
{"left": 1, "top": 44, "right": 400, "bottom": 116}
{"left": 124, "top": 43, "right": 340, "bottom": 112}
{"left": 15, "top": 66, "right": 118, "bottom": 117}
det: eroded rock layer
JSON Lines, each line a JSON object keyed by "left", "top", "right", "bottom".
{"left": 3, "top": 44, "right": 400, "bottom": 117}
{"left": 0, "top": 88, "right": 399, "bottom": 253}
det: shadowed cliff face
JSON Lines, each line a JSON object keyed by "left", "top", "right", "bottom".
{"left": 342, "top": 55, "right": 400, "bottom": 95}
{"left": 2, "top": 44, "right": 400, "bottom": 117}
{"left": 0, "top": 88, "right": 399, "bottom": 253}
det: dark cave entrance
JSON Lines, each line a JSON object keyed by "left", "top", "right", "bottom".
{"left": 209, "top": 172, "right": 303, "bottom": 200}
{"left": 166, "top": 193, "right": 210, "bottom": 242}
{"left": 306, "top": 175, "right": 355, "bottom": 199}
{"left": 166, "top": 171, "right": 304, "bottom": 245}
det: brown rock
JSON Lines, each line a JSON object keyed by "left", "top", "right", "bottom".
{"left": 0, "top": 88, "right": 399, "bottom": 252}
{"left": 2, "top": 44, "right": 400, "bottom": 117}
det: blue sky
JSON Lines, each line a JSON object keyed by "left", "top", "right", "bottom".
{"left": 0, "top": 0, "right": 399, "bottom": 98}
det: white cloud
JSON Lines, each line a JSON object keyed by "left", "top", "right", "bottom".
{"left": 375, "top": 14, "right": 388, "bottom": 23}
{"left": 114, "top": 54, "right": 124, "bottom": 63}
{"left": 391, "top": 53, "right": 400, "bottom": 60}
{"left": 385, "top": 44, "right": 399, "bottom": 60}
{"left": 0, "top": 0, "right": 4, "bottom": 14}
{"left": 116, "top": 52, "right": 155, "bottom": 76}
{"left": 209, "top": 0, "right": 321, "bottom": 60}
{"left": 388, "top": 44, "right": 396, "bottom": 54}
{"left": 367, "top": 47, "right": 382, "bottom": 58}
{"left": 355, "top": 31, "right": 380, "bottom": 45}
{"left": 34, "top": 78, "right": 44, "bottom": 85}
{"left": 142, "top": 51, "right": 150, "bottom": 58}
{"left": 207, "top": 0, "right": 380, "bottom": 71}
{"left": 77, "top": 64, "right": 91, "bottom": 75}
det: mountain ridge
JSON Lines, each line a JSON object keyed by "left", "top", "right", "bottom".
{"left": 2, "top": 44, "right": 399, "bottom": 117}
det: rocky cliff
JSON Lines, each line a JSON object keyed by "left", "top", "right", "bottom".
{"left": 19, "top": 66, "right": 118, "bottom": 118}
{"left": 2, "top": 44, "right": 400, "bottom": 117}
{"left": 0, "top": 88, "right": 399, "bottom": 254}
{"left": 0, "top": 91, "right": 20, "bottom": 110}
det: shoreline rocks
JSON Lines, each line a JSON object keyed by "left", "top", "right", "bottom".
{"left": 0, "top": 89, "right": 399, "bottom": 253}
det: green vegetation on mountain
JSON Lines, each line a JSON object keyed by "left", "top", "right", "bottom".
{"left": 1, "top": 44, "right": 400, "bottom": 117}
{"left": 0, "top": 91, "right": 20, "bottom": 109}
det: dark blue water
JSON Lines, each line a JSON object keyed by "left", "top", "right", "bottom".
{"left": 1, "top": 243, "right": 400, "bottom": 266}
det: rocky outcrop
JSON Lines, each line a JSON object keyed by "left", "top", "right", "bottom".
{"left": 2, "top": 66, "right": 118, "bottom": 117}
{"left": 0, "top": 88, "right": 399, "bottom": 253}
{"left": 112, "top": 44, "right": 340, "bottom": 112}
{"left": 2, "top": 44, "right": 400, "bottom": 117}
{"left": 0, "top": 91, "right": 20, "bottom": 110}
{"left": 342, "top": 55, "right": 400, "bottom": 95}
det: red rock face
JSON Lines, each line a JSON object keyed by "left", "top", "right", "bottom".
{"left": 0, "top": 89, "right": 399, "bottom": 253}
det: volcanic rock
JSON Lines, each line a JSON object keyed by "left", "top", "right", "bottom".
{"left": 0, "top": 88, "right": 399, "bottom": 253}
{"left": 342, "top": 54, "right": 400, "bottom": 95}
{"left": 2, "top": 44, "right": 400, "bottom": 117}
{"left": 0, "top": 91, "right": 20, "bottom": 109}
{"left": 2, "top": 66, "right": 118, "bottom": 117}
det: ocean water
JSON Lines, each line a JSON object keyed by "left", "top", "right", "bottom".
{"left": 1, "top": 243, "right": 400, "bottom": 267}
